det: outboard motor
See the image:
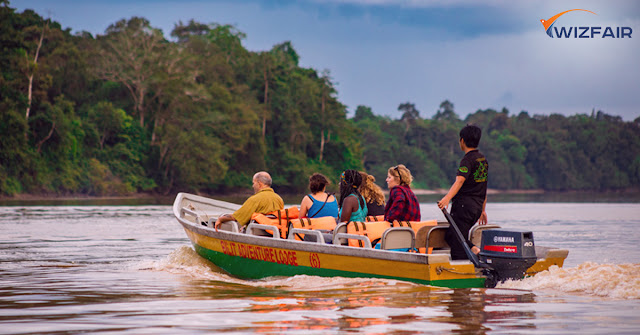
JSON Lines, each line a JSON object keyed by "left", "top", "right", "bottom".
{"left": 479, "top": 229, "right": 536, "bottom": 287}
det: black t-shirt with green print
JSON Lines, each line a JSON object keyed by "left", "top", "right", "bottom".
{"left": 453, "top": 149, "right": 488, "bottom": 205}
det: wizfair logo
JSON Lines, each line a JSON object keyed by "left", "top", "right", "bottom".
{"left": 540, "top": 9, "right": 632, "bottom": 38}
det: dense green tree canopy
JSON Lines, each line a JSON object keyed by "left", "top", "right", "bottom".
{"left": 1, "top": 4, "right": 639, "bottom": 196}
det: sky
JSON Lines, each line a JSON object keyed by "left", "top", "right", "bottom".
{"left": 12, "top": 0, "right": 640, "bottom": 120}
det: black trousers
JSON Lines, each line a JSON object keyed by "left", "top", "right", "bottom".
{"left": 445, "top": 197, "right": 483, "bottom": 260}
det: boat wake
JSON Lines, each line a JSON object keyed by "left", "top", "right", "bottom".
{"left": 498, "top": 262, "right": 640, "bottom": 299}
{"left": 138, "top": 245, "right": 246, "bottom": 283}
{"left": 144, "top": 247, "right": 640, "bottom": 298}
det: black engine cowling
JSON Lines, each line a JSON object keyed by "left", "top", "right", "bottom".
{"left": 479, "top": 229, "right": 536, "bottom": 287}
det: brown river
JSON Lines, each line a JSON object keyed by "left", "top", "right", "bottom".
{"left": 1, "top": 200, "right": 639, "bottom": 334}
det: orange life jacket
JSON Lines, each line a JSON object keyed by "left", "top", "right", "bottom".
{"left": 251, "top": 206, "right": 299, "bottom": 238}
{"left": 346, "top": 221, "right": 391, "bottom": 248}
{"left": 289, "top": 217, "right": 337, "bottom": 241}
{"left": 365, "top": 215, "right": 385, "bottom": 222}
{"left": 392, "top": 220, "right": 437, "bottom": 234}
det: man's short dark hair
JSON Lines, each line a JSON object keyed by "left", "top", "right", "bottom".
{"left": 309, "top": 173, "right": 329, "bottom": 193}
{"left": 460, "top": 124, "right": 482, "bottom": 148}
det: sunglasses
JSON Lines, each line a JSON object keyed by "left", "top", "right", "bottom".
{"left": 394, "top": 166, "right": 403, "bottom": 185}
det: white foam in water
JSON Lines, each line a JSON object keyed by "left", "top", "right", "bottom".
{"left": 498, "top": 262, "right": 640, "bottom": 299}
{"left": 137, "top": 246, "right": 246, "bottom": 283}
{"left": 144, "top": 247, "right": 638, "bottom": 299}
{"left": 139, "top": 246, "right": 418, "bottom": 290}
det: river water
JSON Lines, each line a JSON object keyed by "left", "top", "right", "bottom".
{"left": 1, "top": 201, "right": 639, "bottom": 334}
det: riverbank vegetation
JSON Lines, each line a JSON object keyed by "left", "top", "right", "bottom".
{"left": 1, "top": 4, "right": 639, "bottom": 196}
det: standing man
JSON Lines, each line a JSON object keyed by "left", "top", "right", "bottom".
{"left": 214, "top": 171, "right": 284, "bottom": 229}
{"left": 437, "top": 125, "right": 488, "bottom": 260}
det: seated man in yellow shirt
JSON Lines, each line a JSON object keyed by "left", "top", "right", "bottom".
{"left": 214, "top": 171, "right": 284, "bottom": 229}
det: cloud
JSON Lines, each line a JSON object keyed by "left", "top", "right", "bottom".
{"left": 313, "top": 0, "right": 512, "bottom": 7}
{"left": 13, "top": 0, "right": 640, "bottom": 120}
{"left": 313, "top": 19, "right": 640, "bottom": 119}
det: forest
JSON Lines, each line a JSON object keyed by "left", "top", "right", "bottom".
{"left": 1, "top": 3, "right": 639, "bottom": 197}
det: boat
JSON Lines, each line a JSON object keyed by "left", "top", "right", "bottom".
{"left": 173, "top": 192, "right": 569, "bottom": 288}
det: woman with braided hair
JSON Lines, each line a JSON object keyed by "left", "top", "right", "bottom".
{"left": 338, "top": 169, "right": 368, "bottom": 222}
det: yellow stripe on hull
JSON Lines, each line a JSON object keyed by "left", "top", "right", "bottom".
{"left": 184, "top": 228, "right": 482, "bottom": 286}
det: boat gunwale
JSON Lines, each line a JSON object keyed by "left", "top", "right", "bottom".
{"left": 177, "top": 214, "right": 439, "bottom": 264}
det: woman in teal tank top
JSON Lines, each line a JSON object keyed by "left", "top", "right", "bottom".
{"left": 338, "top": 170, "right": 368, "bottom": 222}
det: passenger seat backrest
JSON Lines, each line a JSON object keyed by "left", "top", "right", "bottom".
{"left": 346, "top": 221, "right": 391, "bottom": 248}
{"left": 251, "top": 206, "right": 299, "bottom": 238}
{"left": 426, "top": 226, "right": 450, "bottom": 251}
{"left": 392, "top": 220, "right": 437, "bottom": 253}
{"left": 381, "top": 227, "right": 415, "bottom": 250}
{"left": 365, "top": 215, "right": 385, "bottom": 222}
{"left": 333, "top": 223, "right": 348, "bottom": 245}
{"left": 217, "top": 220, "right": 240, "bottom": 233}
{"left": 246, "top": 223, "right": 281, "bottom": 238}
{"left": 469, "top": 224, "right": 501, "bottom": 247}
{"left": 415, "top": 225, "right": 439, "bottom": 253}
{"left": 289, "top": 217, "right": 337, "bottom": 241}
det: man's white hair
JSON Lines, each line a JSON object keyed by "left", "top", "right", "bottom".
{"left": 253, "top": 171, "right": 272, "bottom": 186}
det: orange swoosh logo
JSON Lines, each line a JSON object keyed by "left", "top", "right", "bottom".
{"left": 540, "top": 9, "right": 597, "bottom": 30}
